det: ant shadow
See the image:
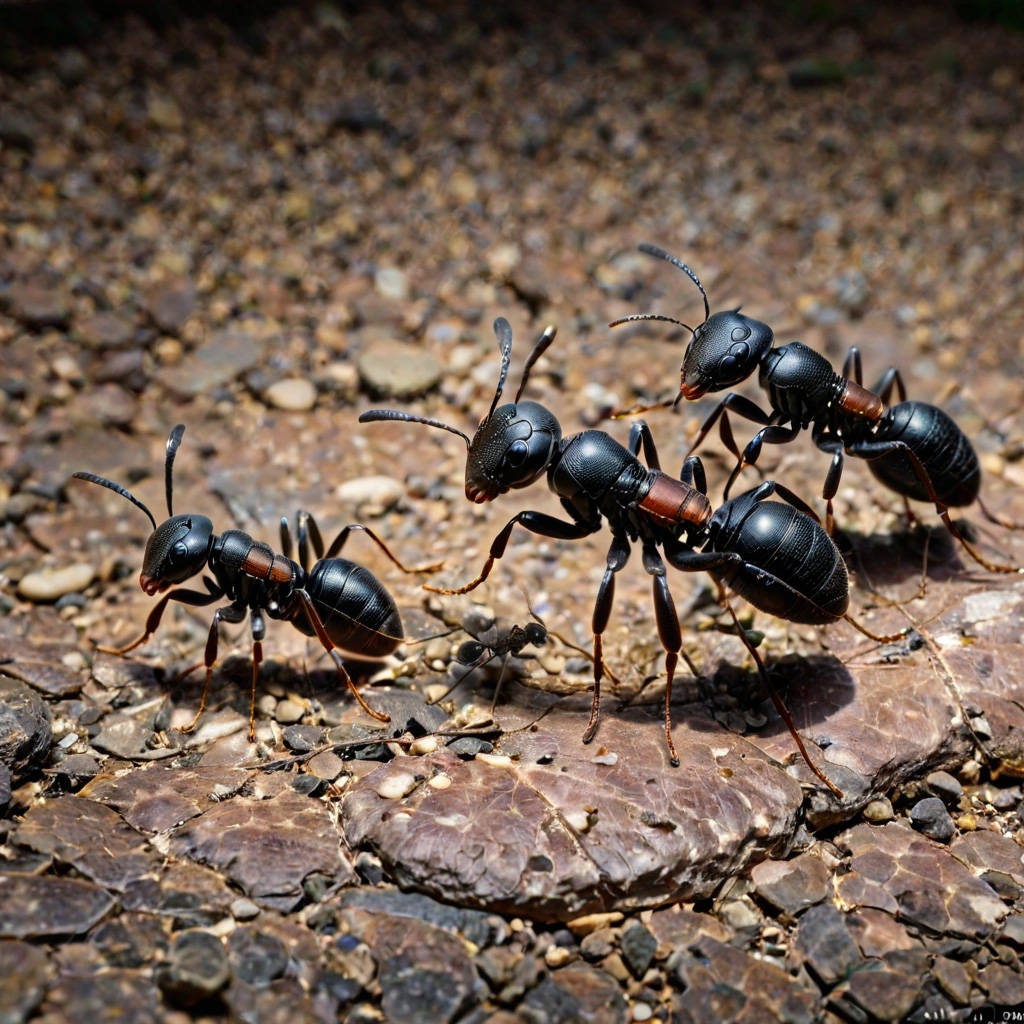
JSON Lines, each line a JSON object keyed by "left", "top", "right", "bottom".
{"left": 836, "top": 521, "right": 976, "bottom": 595}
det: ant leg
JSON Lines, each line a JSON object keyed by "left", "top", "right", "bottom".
{"left": 679, "top": 455, "right": 709, "bottom": 495}
{"left": 294, "top": 588, "right": 391, "bottom": 723}
{"left": 872, "top": 367, "right": 908, "bottom": 404}
{"left": 724, "top": 424, "right": 801, "bottom": 500}
{"left": 720, "top": 599, "right": 843, "bottom": 799}
{"left": 812, "top": 433, "right": 845, "bottom": 535}
{"left": 181, "top": 600, "right": 248, "bottom": 734}
{"left": 424, "top": 510, "right": 600, "bottom": 595}
{"left": 319, "top": 520, "right": 442, "bottom": 574}
{"left": 98, "top": 578, "right": 223, "bottom": 655}
{"left": 641, "top": 542, "right": 683, "bottom": 766}
{"left": 850, "top": 439, "right": 1020, "bottom": 574}
{"left": 977, "top": 496, "right": 1024, "bottom": 531}
{"left": 279, "top": 517, "right": 295, "bottom": 562}
{"left": 684, "top": 393, "right": 775, "bottom": 460}
{"left": 627, "top": 420, "right": 662, "bottom": 470}
{"left": 841, "top": 346, "right": 863, "bottom": 384}
{"left": 428, "top": 645, "right": 492, "bottom": 706}
{"left": 246, "top": 609, "right": 266, "bottom": 742}
{"left": 582, "top": 533, "right": 631, "bottom": 749}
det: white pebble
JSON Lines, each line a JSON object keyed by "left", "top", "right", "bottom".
{"left": 18, "top": 563, "right": 95, "bottom": 602}
{"left": 374, "top": 266, "right": 409, "bottom": 301}
{"left": 409, "top": 735, "right": 438, "bottom": 756}
{"left": 375, "top": 771, "right": 418, "bottom": 800}
{"left": 335, "top": 475, "right": 404, "bottom": 515}
{"left": 265, "top": 377, "right": 317, "bottom": 411}
{"left": 428, "top": 773, "right": 452, "bottom": 790}
{"left": 475, "top": 752, "right": 512, "bottom": 768}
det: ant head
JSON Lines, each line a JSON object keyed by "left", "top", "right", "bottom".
{"left": 359, "top": 318, "right": 562, "bottom": 504}
{"left": 72, "top": 424, "right": 214, "bottom": 595}
{"left": 139, "top": 513, "right": 214, "bottom": 594}
{"left": 680, "top": 309, "right": 774, "bottom": 399}
{"left": 464, "top": 319, "right": 561, "bottom": 503}
{"left": 609, "top": 244, "right": 773, "bottom": 399}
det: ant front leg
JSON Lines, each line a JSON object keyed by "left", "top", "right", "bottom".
{"left": 723, "top": 422, "right": 802, "bottom": 500}
{"left": 181, "top": 599, "right": 248, "bottom": 735}
{"left": 318, "top": 518, "right": 442, "bottom": 574}
{"left": 424, "top": 510, "right": 600, "bottom": 595}
{"left": 685, "top": 393, "right": 776, "bottom": 462}
{"left": 98, "top": 577, "right": 223, "bottom": 656}
{"left": 582, "top": 532, "right": 631, "bottom": 751}
{"left": 627, "top": 420, "right": 662, "bottom": 470}
{"left": 841, "top": 346, "right": 863, "bottom": 385}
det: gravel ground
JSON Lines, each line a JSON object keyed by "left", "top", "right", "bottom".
{"left": 2, "top": 2, "right": 1024, "bottom": 1022}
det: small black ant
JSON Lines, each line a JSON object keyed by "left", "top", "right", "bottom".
{"left": 72, "top": 424, "right": 439, "bottom": 740}
{"left": 361, "top": 318, "right": 870, "bottom": 796}
{"left": 612, "top": 243, "right": 1021, "bottom": 577}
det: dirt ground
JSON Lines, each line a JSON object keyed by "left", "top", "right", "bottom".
{"left": 2, "top": 2, "right": 1024, "bottom": 1022}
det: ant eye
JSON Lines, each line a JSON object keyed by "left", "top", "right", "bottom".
{"left": 169, "top": 541, "right": 188, "bottom": 563}
{"left": 506, "top": 439, "right": 530, "bottom": 467}
{"left": 731, "top": 325, "right": 751, "bottom": 342}
{"left": 719, "top": 354, "right": 738, "bottom": 376}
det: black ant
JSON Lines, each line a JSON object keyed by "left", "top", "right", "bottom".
{"left": 430, "top": 596, "right": 601, "bottom": 717}
{"left": 72, "top": 424, "right": 439, "bottom": 741}
{"left": 361, "top": 318, "right": 871, "bottom": 797}
{"left": 611, "top": 243, "right": 1021, "bottom": 577}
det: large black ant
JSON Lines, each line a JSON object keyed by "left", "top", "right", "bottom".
{"left": 611, "top": 243, "right": 1021, "bottom": 577}
{"left": 72, "top": 424, "right": 438, "bottom": 741}
{"left": 361, "top": 318, "right": 867, "bottom": 796}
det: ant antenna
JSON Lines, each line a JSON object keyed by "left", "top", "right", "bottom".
{"left": 514, "top": 325, "right": 557, "bottom": 404}
{"left": 486, "top": 317, "right": 515, "bottom": 423}
{"left": 637, "top": 243, "right": 710, "bottom": 322}
{"left": 165, "top": 424, "right": 186, "bottom": 517}
{"left": 357, "top": 409, "right": 471, "bottom": 448}
{"left": 71, "top": 472, "right": 157, "bottom": 531}
{"left": 608, "top": 312, "right": 695, "bottom": 333}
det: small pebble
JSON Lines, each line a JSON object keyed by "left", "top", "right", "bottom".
{"left": 910, "top": 796, "right": 956, "bottom": 843}
{"left": 374, "top": 266, "right": 409, "bottom": 301}
{"left": 428, "top": 773, "right": 452, "bottom": 790}
{"left": 335, "top": 475, "right": 405, "bottom": 516}
{"left": 264, "top": 377, "right": 317, "bottom": 411}
{"left": 18, "top": 563, "right": 95, "bottom": 602}
{"left": 375, "top": 771, "right": 418, "bottom": 799}
{"left": 230, "top": 898, "right": 261, "bottom": 921}
{"left": 926, "top": 770, "right": 963, "bottom": 804}
{"left": 274, "top": 698, "right": 306, "bottom": 725}
{"left": 408, "top": 735, "right": 438, "bottom": 756}
{"left": 544, "top": 945, "right": 573, "bottom": 968}
{"left": 863, "top": 797, "right": 894, "bottom": 823}
{"left": 632, "top": 1003, "right": 654, "bottom": 1022}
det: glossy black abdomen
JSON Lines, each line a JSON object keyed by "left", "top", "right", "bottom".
{"left": 294, "top": 558, "right": 402, "bottom": 657}
{"left": 708, "top": 498, "right": 849, "bottom": 624}
{"left": 866, "top": 402, "right": 980, "bottom": 507}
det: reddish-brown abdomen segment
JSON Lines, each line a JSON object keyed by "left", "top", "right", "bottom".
{"left": 639, "top": 472, "right": 713, "bottom": 528}
{"left": 838, "top": 380, "right": 884, "bottom": 420}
